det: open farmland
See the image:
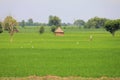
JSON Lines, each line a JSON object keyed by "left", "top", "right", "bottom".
{"left": 0, "top": 27, "right": 120, "bottom": 78}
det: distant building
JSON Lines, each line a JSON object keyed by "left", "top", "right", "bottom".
{"left": 55, "top": 27, "right": 64, "bottom": 36}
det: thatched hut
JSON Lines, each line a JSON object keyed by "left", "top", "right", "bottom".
{"left": 55, "top": 27, "right": 64, "bottom": 36}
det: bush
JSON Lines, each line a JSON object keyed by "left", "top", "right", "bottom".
{"left": 39, "top": 26, "right": 45, "bottom": 34}
{"left": 51, "top": 26, "right": 56, "bottom": 33}
{"left": 0, "top": 22, "right": 3, "bottom": 33}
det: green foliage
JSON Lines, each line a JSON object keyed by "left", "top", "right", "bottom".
{"left": 39, "top": 26, "right": 45, "bottom": 34}
{"left": 104, "top": 19, "right": 120, "bottom": 36}
{"left": 51, "top": 26, "right": 56, "bottom": 33}
{"left": 19, "top": 21, "right": 47, "bottom": 27}
{"left": 48, "top": 15, "right": 61, "bottom": 33}
{"left": 0, "top": 22, "right": 3, "bottom": 33}
{"left": 3, "top": 16, "right": 18, "bottom": 35}
{"left": 3, "top": 16, "right": 18, "bottom": 42}
{"left": 27, "top": 18, "right": 33, "bottom": 26}
{"left": 85, "top": 17, "right": 107, "bottom": 28}
{"left": 21, "top": 20, "right": 25, "bottom": 28}
{"left": 74, "top": 19, "right": 85, "bottom": 28}
{"left": 48, "top": 15, "right": 61, "bottom": 27}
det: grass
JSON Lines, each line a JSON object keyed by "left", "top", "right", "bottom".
{"left": 0, "top": 48, "right": 120, "bottom": 77}
{"left": 0, "top": 27, "right": 120, "bottom": 77}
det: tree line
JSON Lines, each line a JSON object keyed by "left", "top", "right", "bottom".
{"left": 0, "top": 15, "right": 120, "bottom": 36}
{"left": 18, "top": 16, "right": 108, "bottom": 28}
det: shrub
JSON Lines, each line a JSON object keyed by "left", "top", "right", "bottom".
{"left": 0, "top": 22, "right": 3, "bottom": 33}
{"left": 39, "top": 26, "right": 45, "bottom": 34}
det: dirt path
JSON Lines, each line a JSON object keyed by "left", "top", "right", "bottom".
{"left": 0, "top": 75, "right": 120, "bottom": 80}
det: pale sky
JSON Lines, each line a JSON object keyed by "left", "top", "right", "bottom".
{"left": 0, "top": 0, "right": 120, "bottom": 23}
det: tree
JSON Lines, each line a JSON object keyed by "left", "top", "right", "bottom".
{"left": 74, "top": 19, "right": 85, "bottom": 28}
{"left": 27, "top": 18, "right": 33, "bottom": 26}
{"left": 85, "top": 17, "right": 107, "bottom": 28}
{"left": 48, "top": 15, "right": 53, "bottom": 26}
{"left": 104, "top": 19, "right": 120, "bottom": 36}
{"left": 61, "top": 23, "right": 68, "bottom": 26}
{"left": 34, "top": 22, "right": 40, "bottom": 26}
{"left": 0, "top": 22, "right": 3, "bottom": 33}
{"left": 21, "top": 20, "right": 25, "bottom": 28}
{"left": 3, "top": 16, "right": 18, "bottom": 42}
{"left": 48, "top": 15, "right": 61, "bottom": 27}
{"left": 51, "top": 26, "right": 56, "bottom": 33}
{"left": 39, "top": 26, "right": 45, "bottom": 34}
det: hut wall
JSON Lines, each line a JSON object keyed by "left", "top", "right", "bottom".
{"left": 55, "top": 32, "right": 64, "bottom": 36}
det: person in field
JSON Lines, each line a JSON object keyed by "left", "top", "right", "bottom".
{"left": 90, "top": 35, "right": 93, "bottom": 41}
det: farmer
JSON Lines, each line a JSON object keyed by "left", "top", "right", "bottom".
{"left": 90, "top": 35, "right": 93, "bottom": 41}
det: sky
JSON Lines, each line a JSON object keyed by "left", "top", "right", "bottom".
{"left": 0, "top": 0, "right": 120, "bottom": 23}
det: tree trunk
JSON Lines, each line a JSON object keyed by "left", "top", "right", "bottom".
{"left": 10, "top": 35, "right": 13, "bottom": 43}
{"left": 10, "top": 31, "right": 14, "bottom": 43}
{"left": 112, "top": 32, "right": 115, "bottom": 37}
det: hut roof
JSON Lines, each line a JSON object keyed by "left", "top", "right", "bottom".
{"left": 55, "top": 27, "right": 64, "bottom": 33}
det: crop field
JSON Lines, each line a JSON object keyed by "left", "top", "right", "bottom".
{"left": 0, "top": 27, "right": 120, "bottom": 78}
